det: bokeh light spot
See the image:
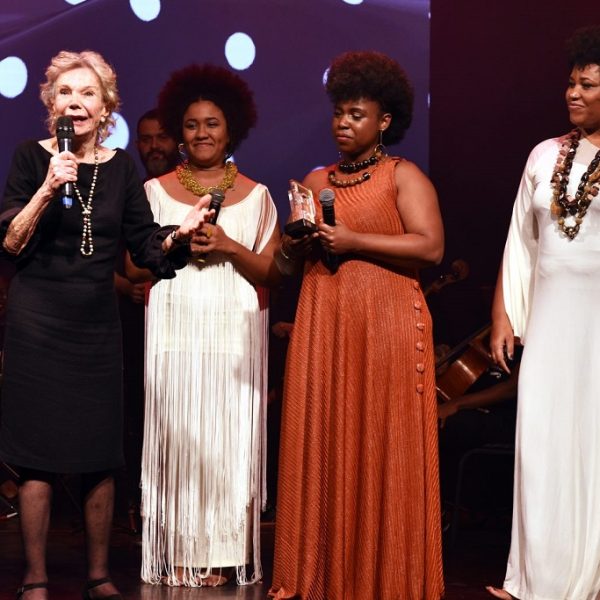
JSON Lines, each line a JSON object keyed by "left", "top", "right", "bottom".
{"left": 64, "top": 0, "right": 89, "bottom": 4}
{"left": 0, "top": 56, "right": 28, "bottom": 99}
{"left": 129, "top": 0, "right": 161, "bottom": 22}
{"left": 322, "top": 67, "right": 330, "bottom": 86}
{"left": 225, "top": 33, "right": 256, "bottom": 71}
{"left": 343, "top": 0, "right": 364, "bottom": 4}
{"left": 104, "top": 113, "right": 130, "bottom": 150}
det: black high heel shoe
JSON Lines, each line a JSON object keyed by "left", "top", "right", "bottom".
{"left": 16, "top": 582, "right": 48, "bottom": 599}
{"left": 81, "top": 577, "right": 122, "bottom": 600}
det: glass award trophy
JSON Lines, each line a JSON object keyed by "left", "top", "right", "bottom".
{"left": 284, "top": 179, "right": 318, "bottom": 238}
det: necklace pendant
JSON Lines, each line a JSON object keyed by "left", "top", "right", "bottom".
{"left": 550, "top": 201, "right": 564, "bottom": 217}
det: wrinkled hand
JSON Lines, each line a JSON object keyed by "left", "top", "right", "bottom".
{"left": 490, "top": 315, "right": 515, "bottom": 374}
{"left": 45, "top": 150, "right": 78, "bottom": 192}
{"left": 317, "top": 219, "right": 356, "bottom": 255}
{"left": 177, "top": 194, "right": 215, "bottom": 240}
{"left": 437, "top": 400, "right": 459, "bottom": 428}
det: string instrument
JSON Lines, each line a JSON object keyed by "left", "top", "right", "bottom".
{"left": 435, "top": 323, "right": 494, "bottom": 402}
{"left": 422, "top": 258, "right": 495, "bottom": 401}
{"left": 423, "top": 259, "right": 469, "bottom": 298}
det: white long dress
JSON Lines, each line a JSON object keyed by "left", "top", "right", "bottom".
{"left": 502, "top": 135, "right": 600, "bottom": 600}
{"left": 140, "top": 179, "right": 277, "bottom": 587}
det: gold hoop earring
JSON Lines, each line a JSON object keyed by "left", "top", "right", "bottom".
{"left": 375, "top": 129, "right": 387, "bottom": 155}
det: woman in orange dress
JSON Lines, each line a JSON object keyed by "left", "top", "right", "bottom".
{"left": 270, "top": 51, "right": 445, "bottom": 600}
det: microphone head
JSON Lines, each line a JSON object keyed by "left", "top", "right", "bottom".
{"left": 56, "top": 116, "right": 74, "bottom": 140}
{"left": 318, "top": 187, "right": 335, "bottom": 207}
{"left": 209, "top": 189, "right": 225, "bottom": 207}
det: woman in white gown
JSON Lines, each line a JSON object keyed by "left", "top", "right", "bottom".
{"left": 129, "top": 64, "right": 281, "bottom": 587}
{"left": 488, "top": 26, "right": 600, "bottom": 600}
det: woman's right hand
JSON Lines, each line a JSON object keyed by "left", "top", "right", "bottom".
{"left": 177, "top": 194, "right": 215, "bottom": 239}
{"left": 44, "top": 150, "right": 78, "bottom": 194}
{"left": 490, "top": 313, "right": 514, "bottom": 374}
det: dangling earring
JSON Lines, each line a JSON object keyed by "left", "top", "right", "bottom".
{"left": 178, "top": 143, "right": 188, "bottom": 162}
{"left": 375, "top": 129, "right": 387, "bottom": 155}
{"left": 100, "top": 115, "right": 106, "bottom": 124}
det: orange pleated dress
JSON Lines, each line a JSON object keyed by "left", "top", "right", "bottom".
{"left": 270, "top": 158, "right": 444, "bottom": 600}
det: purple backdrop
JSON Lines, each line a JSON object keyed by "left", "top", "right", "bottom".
{"left": 0, "top": 0, "right": 430, "bottom": 218}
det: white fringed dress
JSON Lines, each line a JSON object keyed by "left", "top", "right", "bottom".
{"left": 140, "top": 178, "right": 277, "bottom": 586}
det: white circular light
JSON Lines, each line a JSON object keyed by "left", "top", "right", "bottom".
{"left": 129, "top": 0, "right": 161, "bottom": 21}
{"left": 64, "top": 0, "right": 89, "bottom": 4}
{"left": 104, "top": 113, "right": 130, "bottom": 150}
{"left": 0, "top": 56, "right": 28, "bottom": 99}
{"left": 225, "top": 32, "right": 256, "bottom": 71}
{"left": 343, "top": 0, "right": 364, "bottom": 4}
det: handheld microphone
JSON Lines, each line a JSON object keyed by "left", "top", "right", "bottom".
{"left": 56, "top": 116, "right": 75, "bottom": 209}
{"left": 318, "top": 188, "right": 339, "bottom": 273}
{"left": 208, "top": 189, "right": 225, "bottom": 224}
{"left": 195, "top": 190, "right": 226, "bottom": 264}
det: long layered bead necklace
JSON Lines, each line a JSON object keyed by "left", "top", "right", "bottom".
{"left": 73, "top": 146, "right": 99, "bottom": 256}
{"left": 176, "top": 160, "right": 237, "bottom": 196}
{"left": 328, "top": 147, "right": 385, "bottom": 188}
{"left": 550, "top": 128, "right": 600, "bottom": 240}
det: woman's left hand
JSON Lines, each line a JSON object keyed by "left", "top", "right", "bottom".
{"left": 190, "top": 223, "right": 230, "bottom": 257}
{"left": 317, "top": 219, "right": 357, "bottom": 255}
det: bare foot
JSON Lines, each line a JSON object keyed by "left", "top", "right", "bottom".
{"left": 201, "top": 574, "right": 228, "bottom": 586}
{"left": 485, "top": 586, "right": 516, "bottom": 599}
{"left": 200, "top": 568, "right": 234, "bottom": 587}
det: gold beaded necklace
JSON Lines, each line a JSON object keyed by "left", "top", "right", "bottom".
{"left": 176, "top": 160, "right": 238, "bottom": 196}
{"left": 73, "top": 146, "right": 99, "bottom": 257}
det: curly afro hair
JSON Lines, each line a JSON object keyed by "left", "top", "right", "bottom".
{"left": 566, "top": 26, "right": 600, "bottom": 69}
{"left": 157, "top": 64, "right": 257, "bottom": 155}
{"left": 325, "top": 50, "right": 413, "bottom": 145}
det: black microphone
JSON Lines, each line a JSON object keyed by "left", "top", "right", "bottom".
{"left": 194, "top": 190, "right": 226, "bottom": 264}
{"left": 56, "top": 116, "right": 75, "bottom": 209}
{"left": 318, "top": 188, "right": 339, "bottom": 273}
{"left": 207, "top": 189, "right": 225, "bottom": 224}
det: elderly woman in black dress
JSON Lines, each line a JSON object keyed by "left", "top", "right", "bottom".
{"left": 0, "top": 50, "right": 212, "bottom": 600}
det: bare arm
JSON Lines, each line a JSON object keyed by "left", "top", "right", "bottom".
{"left": 438, "top": 362, "right": 520, "bottom": 427}
{"left": 316, "top": 161, "right": 444, "bottom": 268}
{"left": 124, "top": 251, "right": 156, "bottom": 284}
{"left": 3, "top": 151, "right": 78, "bottom": 255}
{"left": 490, "top": 260, "right": 516, "bottom": 373}
{"left": 114, "top": 271, "right": 147, "bottom": 303}
{"left": 193, "top": 224, "right": 282, "bottom": 288}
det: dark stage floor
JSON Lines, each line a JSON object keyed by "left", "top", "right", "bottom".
{"left": 0, "top": 488, "right": 511, "bottom": 600}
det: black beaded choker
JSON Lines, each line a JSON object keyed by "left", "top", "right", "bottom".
{"left": 338, "top": 150, "right": 381, "bottom": 174}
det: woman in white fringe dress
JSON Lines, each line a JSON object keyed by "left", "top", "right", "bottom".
{"left": 129, "top": 64, "right": 281, "bottom": 588}
{"left": 487, "top": 26, "right": 600, "bottom": 600}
